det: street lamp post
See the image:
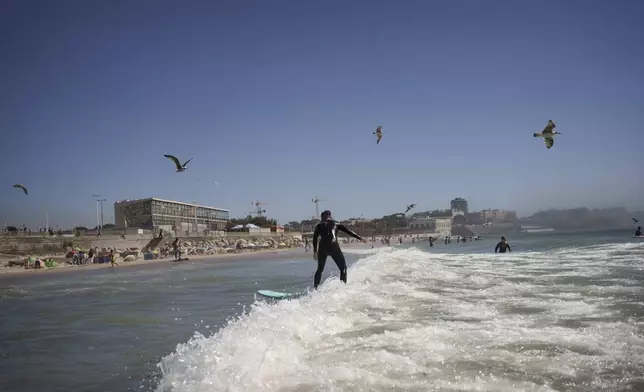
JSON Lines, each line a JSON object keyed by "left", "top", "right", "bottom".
{"left": 92, "top": 194, "right": 102, "bottom": 230}
{"left": 95, "top": 201, "right": 100, "bottom": 229}
{"left": 99, "top": 199, "right": 106, "bottom": 229}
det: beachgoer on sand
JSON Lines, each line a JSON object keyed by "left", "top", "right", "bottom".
{"left": 172, "top": 238, "right": 181, "bottom": 260}
{"left": 109, "top": 249, "right": 119, "bottom": 267}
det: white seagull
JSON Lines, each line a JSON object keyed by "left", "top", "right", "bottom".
{"left": 533, "top": 120, "right": 561, "bottom": 149}
{"left": 164, "top": 154, "right": 193, "bottom": 172}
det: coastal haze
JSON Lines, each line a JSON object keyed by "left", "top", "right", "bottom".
{"left": 1, "top": 0, "right": 643, "bottom": 227}
{"left": 1, "top": 1, "right": 644, "bottom": 392}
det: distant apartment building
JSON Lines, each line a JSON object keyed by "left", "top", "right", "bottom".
{"left": 450, "top": 198, "right": 469, "bottom": 214}
{"left": 452, "top": 213, "right": 467, "bottom": 225}
{"left": 342, "top": 218, "right": 371, "bottom": 227}
{"left": 419, "top": 209, "right": 453, "bottom": 219}
{"left": 479, "top": 209, "right": 517, "bottom": 222}
{"left": 408, "top": 217, "right": 435, "bottom": 230}
{"left": 466, "top": 211, "right": 485, "bottom": 225}
{"left": 434, "top": 218, "right": 452, "bottom": 234}
{"left": 408, "top": 217, "right": 452, "bottom": 234}
{"left": 114, "top": 197, "right": 230, "bottom": 232}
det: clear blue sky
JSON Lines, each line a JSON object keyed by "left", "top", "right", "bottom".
{"left": 1, "top": 0, "right": 643, "bottom": 228}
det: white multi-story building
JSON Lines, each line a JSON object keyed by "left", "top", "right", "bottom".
{"left": 408, "top": 217, "right": 435, "bottom": 230}
{"left": 114, "top": 197, "right": 229, "bottom": 232}
{"left": 480, "top": 209, "right": 517, "bottom": 222}
{"left": 408, "top": 217, "right": 452, "bottom": 234}
{"left": 434, "top": 218, "right": 452, "bottom": 234}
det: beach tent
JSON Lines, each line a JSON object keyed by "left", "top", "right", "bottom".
{"left": 245, "top": 223, "right": 260, "bottom": 229}
{"left": 230, "top": 224, "right": 245, "bottom": 230}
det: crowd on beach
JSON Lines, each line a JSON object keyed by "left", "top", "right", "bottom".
{"left": 5, "top": 247, "right": 134, "bottom": 270}
{"left": 1, "top": 235, "right": 309, "bottom": 273}
{"left": 1, "top": 231, "right": 494, "bottom": 274}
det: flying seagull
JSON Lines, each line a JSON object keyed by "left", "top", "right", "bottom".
{"left": 13, "top": 184, "right": 28, "bottom": 195}
{"left": 533, "top": 120, "right": 561, "bottom": 149}
{"left": 164, "top": 154, "right": 193, "bottom": 172}
{"left": 373, "top": 125, "right": 383, "bottom": 144}
{"left": 634, "top": 218, "right": 639, "bottom": 224}
{"left": 404, "top": 204, "right": 416, "bottom": 214}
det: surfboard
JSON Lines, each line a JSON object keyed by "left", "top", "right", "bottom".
{"left": 633, "top": 235, "right": 644, "bottom": 239}
{"left": 256, "top": 290, "right": 298, "bottom": 300}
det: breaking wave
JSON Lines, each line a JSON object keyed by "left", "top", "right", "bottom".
{"left": 155, "top": 242, "right": 644, "bottom": 392}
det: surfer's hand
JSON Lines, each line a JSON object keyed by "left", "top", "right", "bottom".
{"left": 313, "top": 251, "right": 317, "bottom": 260}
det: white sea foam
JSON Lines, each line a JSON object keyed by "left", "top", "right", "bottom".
{"left": 155, "top": 242, "right": 644, "bottom": 392}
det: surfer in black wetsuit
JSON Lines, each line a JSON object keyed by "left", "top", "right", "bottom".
{"left": 635, "top": 226, "right": 642, "bottom": 237}
{"left": 312, "top": 210, "right": 365, "bottom": 289}
{"left": 494, "top": 236, "right": 511, "bottom": 253}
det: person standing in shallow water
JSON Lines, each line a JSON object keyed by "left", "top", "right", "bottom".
{"left": 109, "top": 249, "right": 119, "bottom": 267}
{"left": 312, "top": 210, "right": 366, "bottom": 289}
{"left": 495, "top": 236, "right": 511, "bottom": 253}
{"left": 172, "top": 238, "right": 181, "bottom": 260}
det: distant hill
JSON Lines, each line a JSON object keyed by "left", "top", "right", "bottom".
{"left": 520, "top": 207, "right": 640, "bottom": 230}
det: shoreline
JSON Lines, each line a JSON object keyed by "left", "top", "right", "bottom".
{"left": 0, "top": 242, "right": 381, "bottom": 281}
{"left": 0, "top": 246, "right": 303, "bottom": 278}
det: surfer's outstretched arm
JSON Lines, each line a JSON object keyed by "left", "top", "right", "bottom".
{"left": 338, "top": 224, "right": 363, "bottom": 241}
{"left": 313, "top": 224, "right": 320, "bottom": 253}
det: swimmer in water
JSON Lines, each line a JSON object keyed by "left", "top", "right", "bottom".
{"left": 312, "top": 210, "right": 366, "bottom": 289}
{"left": 494, "top": 236, "right": 511, "bottom": 253}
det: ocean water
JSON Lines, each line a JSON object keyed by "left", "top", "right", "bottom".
{"left": 1, "top": 230, "right": 643, "bottom": 392}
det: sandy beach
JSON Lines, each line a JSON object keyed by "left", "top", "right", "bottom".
{"left": 0, "top": 232, "right": 318, "bottom": 278}
{"left": 0, "top": 239, "right": 382, "bottom": 279}
{"left": 0, "top": 246, "right": 306, "bottom": 278}
{"left": 0, "top": 236, "right": 384, "bottom": 277}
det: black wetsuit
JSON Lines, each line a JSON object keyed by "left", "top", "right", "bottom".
{"left": 636, "top": 229, "right": 642, "bottom": 236}
{"left": 495, "top": 241, "right": 511, "bottom": 253}
{"left": 313, "top": 219, "right": 363, "bottom": 289}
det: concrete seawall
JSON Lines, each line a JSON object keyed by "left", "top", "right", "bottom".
{"left": 0, "top": 236, "right": 93, "bottom": 256}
